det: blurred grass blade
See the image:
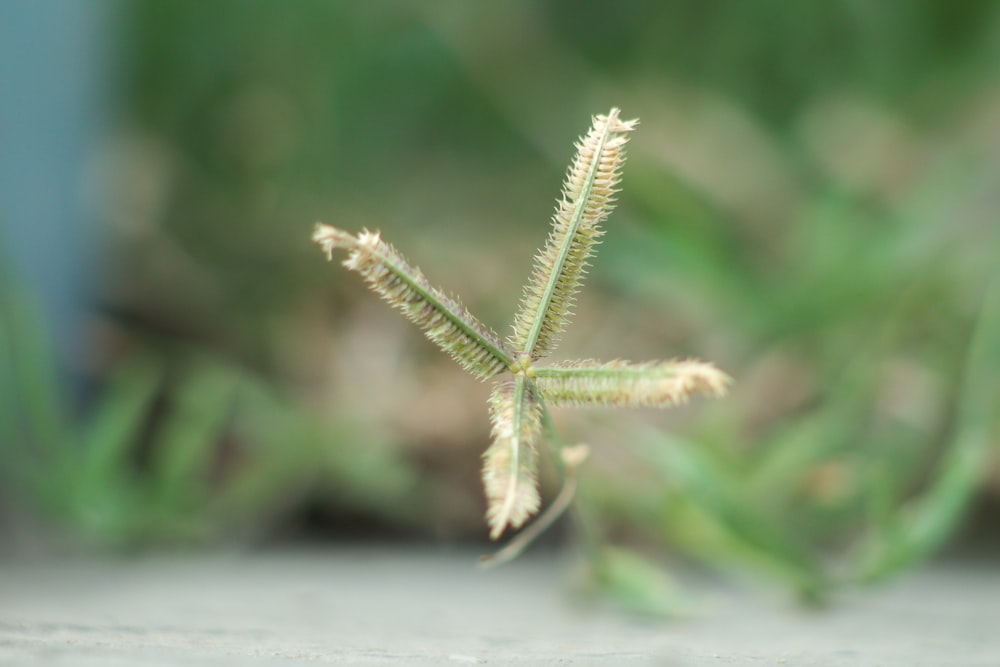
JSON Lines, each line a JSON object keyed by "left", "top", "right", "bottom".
{"left": 747, "top": 386, "right": 874, "bottom": 493}
{"left": 635, "top": 428, "right": 827, "bottom": 596}
{"left": 856, "top": 280, "right": 1000, "bottom": 581}
{"left": 76, "top": 355, "right": 163, "bottom": 504}
{"left": 0, "top": 250, "right": 20, "bottom": 456}
{"left": 150, "top": 362, "right": 239, "bottom": 513}
{"left": 0, "top": 290, "right": 68, "bottom": 460}
{"left": 214, "top": 380, "right": 419, "bottom": 530}
{"left": 585, "top": 546, "right": 690, "bottom": 617}
{"left": 0, "top": 305, "right": 18, "bottom": 456}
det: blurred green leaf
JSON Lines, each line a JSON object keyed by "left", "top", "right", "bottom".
{"left": 855, "top": 280, "right": 1000, "bottom": 581}
{"left": 77, "top": 355, "right": 162, "bottom": 497}
{"left": 635, "top": 429, "right": 828, "bottom": 598}
{"left": 0, "top": 289, "right": 68, "bottom": 463}
{"left": 152, "top": 364, "right": 236, "bottom": 488}
{"left": 63, "top": 356, "right": 164, "bottom": 540}
{"left": 584, "top": 546, "right": 690, "bottom": 618}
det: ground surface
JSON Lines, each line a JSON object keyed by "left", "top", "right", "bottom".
{"left": 0, "top": 547, "right": 997, "bottom": 665}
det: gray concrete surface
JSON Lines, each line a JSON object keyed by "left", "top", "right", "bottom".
{"left": 0, "top": 548, "right": 997, "bottom": 665}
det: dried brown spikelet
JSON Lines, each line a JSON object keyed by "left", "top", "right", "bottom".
{"left": 533, "top": 359, "right": 731, "bottom": 408}
{"left": 482, "top": 376, "right": 542, "bottom": 539}
{"left": 510, "top": 108, "right": 638, "bottom": 360}
{"left": 313, "top": 224, "right": 512, "bottom": 379}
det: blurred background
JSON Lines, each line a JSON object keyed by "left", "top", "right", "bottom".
{"left": 2, "top": 1, "right": 998, "bottom": 605}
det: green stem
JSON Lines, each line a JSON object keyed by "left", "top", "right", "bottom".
{"left": 537, "top": 401, "right": 605, "bottom": 567}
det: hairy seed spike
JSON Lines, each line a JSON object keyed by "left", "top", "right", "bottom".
{"left": 312, "top": 223, "right": 513, "bottom": 379}
{"left": 480, "top": 443, "right": 591, "bottom": 568}
{"left": 510, "top": 108, "right": 638, "bottom": 360}
{"left": 482, "top": 376, "right": 543, "bottom": 539}
{"left": 533, "top": 359, "right": 732, "bottom": 408}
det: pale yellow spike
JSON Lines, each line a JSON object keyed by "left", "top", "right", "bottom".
{"left": 482, "top": 376, "right": 542, "bottom": 539}
{"left": 313, "top": 223, "right": 513, "bottom": 379}
{"left": 509, "top": 109, "right": 638, "bottom": 360}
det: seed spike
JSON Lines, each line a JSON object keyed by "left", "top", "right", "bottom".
{"left": 509, "top": 108, "right": 638, "bottom": 360}
{"left": 313, "top": 224, "right": 513, "bottom": 379}
{"left": 482, "top": 375, "right": 543, "bottom": 539}
{"left": 533, "top": 359, "right": 731, "bottom": 408}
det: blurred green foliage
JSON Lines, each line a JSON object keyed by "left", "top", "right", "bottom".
{"left": 2, "top": 1, "right": 999, "bottom": 609}
{"left": 0, "top": 288, "right": 419, "bottom": 547}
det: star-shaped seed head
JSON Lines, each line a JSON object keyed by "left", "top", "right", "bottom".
{"left": 313, "top": 108, "right": 731, "bottom": 550}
